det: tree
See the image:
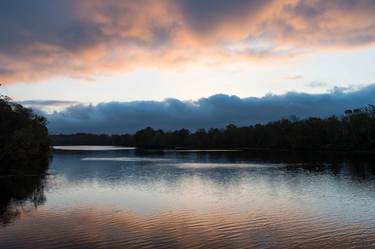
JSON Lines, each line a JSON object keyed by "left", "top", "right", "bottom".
{"left": 50, "top": 105, "right": 375, "bottom": 152}
{"left": 0, "top": 90, "right": 50, "bottom": 174}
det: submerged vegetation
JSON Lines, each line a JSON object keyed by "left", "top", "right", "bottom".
{"left": 51, "top": 105, "right": 375, "bottom": 152}
{"left": 0, "top": 93, "right": 50, "bottom": 174}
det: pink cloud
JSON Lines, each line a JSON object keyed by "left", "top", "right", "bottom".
{"left": 0, "top": 0, "right": 374, "bottom": 84}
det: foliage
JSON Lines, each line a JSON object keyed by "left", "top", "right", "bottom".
{"left": 51, "top": 105, "right": 375, "bottom": 152}
{"left": 0, "top": 95, "right": 50, "bottom": 174}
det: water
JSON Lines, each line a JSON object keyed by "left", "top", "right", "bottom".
{"left": 1, "top": 146, "right": 375, "bottom": 248}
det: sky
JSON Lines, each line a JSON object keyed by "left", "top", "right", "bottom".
{"left": 1, "top": 0, "right": 375, "bottom": 133}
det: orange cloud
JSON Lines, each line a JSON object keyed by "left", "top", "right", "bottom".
{"left": 0, "top": 0, "right": 374, "bottom": 84}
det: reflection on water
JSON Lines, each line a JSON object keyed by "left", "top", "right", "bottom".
{"left": 0, "top": 175, "right": 46, "bottom": 225}
{"left": 1, "top": 147, "right": 375, "bottom": 248}
{"left": 53, "top": 146, "right": 135, "bottom": 151}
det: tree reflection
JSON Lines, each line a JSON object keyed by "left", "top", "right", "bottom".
{"left": 0, "top": 162, "right": 48, "bottom": 225}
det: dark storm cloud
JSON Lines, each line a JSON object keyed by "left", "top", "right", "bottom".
{"left": 0, "top": 0, "right": 99, "bottom": 54}
{"left": 176, "top": 0, "right": 272, "bottom": 32}
{"left": 0, "top": 0, "right": 179, "bottom": 82}
{"left": 44, "top": 84, "right": 375, "bottom": 134}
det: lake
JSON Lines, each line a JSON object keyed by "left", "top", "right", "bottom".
{"left": 1, "top": 146, "right": 375, "bottom": 248}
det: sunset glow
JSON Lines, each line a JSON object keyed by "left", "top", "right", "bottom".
{"left": 0, "top": 0, "right": 374, "bottom": 132}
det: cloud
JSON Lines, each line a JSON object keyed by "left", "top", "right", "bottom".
{"left": 0, "top": 0, "right": 374, "bottom": 83}
{"left": 175, "top": 0, "right": 272, "bottom": 34}
{"left": 280, "top": 0, "right": 375, "bottom": 47}
{"left": 19, "top": 100, "right": 80, "bottom": 106}
{"left": 306, "top": 81, "right": 328, "bottom": 88}
{"left": 18, "top": 100, "right": 81, "bottom": 113}
{"left": 287, "top": 75, "right": 303, "bottom": 80}
{"left": 41, "top": 84, "right": 375, "bottom": 134}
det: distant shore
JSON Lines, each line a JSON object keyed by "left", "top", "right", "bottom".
{"left": 50, "top": 105, "right": 375, "bottom": 153}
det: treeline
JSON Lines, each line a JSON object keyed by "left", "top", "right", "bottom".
{"left": 50, "top": 105, "right": 375, "bottom": 152}
{"left": 0, "top": 95, "right": 50, "bottom": 174}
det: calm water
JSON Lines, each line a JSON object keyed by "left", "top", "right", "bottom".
{"left": 1, "top": 147, "right": 375, "bottom": 248}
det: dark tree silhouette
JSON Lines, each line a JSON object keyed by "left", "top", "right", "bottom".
{"left": 0, "top": 90, "right": 50, "bottom": 174}
{"left": 51, "top": 105, "right": 375, "bottom": 152}
{"left": 0, "top": 86, "right": 49, "bottom": 224}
